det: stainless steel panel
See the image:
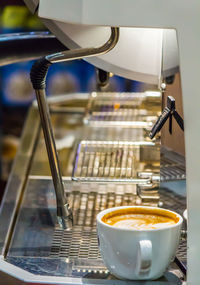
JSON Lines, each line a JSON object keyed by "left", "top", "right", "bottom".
{"left": 0, "top": 107, "right": 40, "bottom": 256}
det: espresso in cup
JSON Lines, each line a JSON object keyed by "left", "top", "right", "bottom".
{"left": 102, "top": 207, "right": 179, "bottom": 230}
{"left": 97, "top": 206, "right": 183, "bottom": 280}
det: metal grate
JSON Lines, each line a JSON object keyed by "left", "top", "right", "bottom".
{"left": 50, "top": 183, "right": 138, "bottom": 263}
{"left": 160, "top": 188, "right": 187, "bottom": 263}
{"left": 86, "top": 92, "right": 161, "bottom": 113}
{"left": 177, "top": 239, "right": 187, "bottom": 263}
{"left": 161, "top": 156, "right": 186, "bottom": 181}
{"left": 138, "top": 150, "right": 186, "bottom": 182}
{"left": 84, "top": 110, "right": 156, "bottom": 128}
{"left": 84, "top": 92, "right": 160, "bottom": 128}
{"left": 50, "top": 186, "right": 186, "bottom": 270}
{"left": 73, "top": 140, "right": 159, "bottom": 182}
{"left": 87, "top": 93, "right": 145, "bottom": 113}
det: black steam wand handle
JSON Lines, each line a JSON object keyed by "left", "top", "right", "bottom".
{"left": 149, "top": 96, "right": 184, "bottom": 139}
{"left": 149, "top": 107, "right": 171, "bottom": 139}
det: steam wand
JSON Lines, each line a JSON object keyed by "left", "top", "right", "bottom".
{"left": 149, "top": 96, "right": 184, "bottom": 139}
{"left": 30, "top": 27, "right": 119, "bottom": 230}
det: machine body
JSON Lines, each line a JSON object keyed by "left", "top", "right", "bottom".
{"left": 1, "top": 0, "right": 198, "bottom": 284}
{"left": 34, "top": 1, "right": 199, "bottom": 283}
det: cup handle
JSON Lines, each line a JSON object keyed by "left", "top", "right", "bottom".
{"left": 136, "top": 240, "right": 152, "bottom": 277}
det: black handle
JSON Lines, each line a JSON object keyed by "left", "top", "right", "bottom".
{"left": 149, "top": 96, "right": 184, "bottom": 139}
{"left": 149, "top": 107, "right": 171, "bottom": 139}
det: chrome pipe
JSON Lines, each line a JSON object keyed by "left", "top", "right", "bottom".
{"left": 46, "top": 27, "right": 119, "bottom": 63}
{"left": 35, "top": 89, "right": 73, "bottom": 230}
{"left": 0, "top": 32, "right": 66, "bottom": 66}
{"left": 31, "top": 27, "right": 119, "bottom": 229}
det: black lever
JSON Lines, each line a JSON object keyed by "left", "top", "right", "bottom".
{"left": 96, "top": 68, "right": 110, "bottom": 88}
{"left": 149, "top": 96, "right": 184, "bottom": 139}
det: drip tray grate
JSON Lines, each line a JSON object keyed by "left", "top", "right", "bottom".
{"left": 84, "top": 109, "right": 155, "bottom": 128}
{"left": 72, "top": 140, "right": 158, "bottom": 182}
{"left": 50, "top": 183, "right": 139, "bottom": 262}
{"left": 161, "top": 157, "right": 186, "bottom": 181}
{"left": 50, "top": 186, "right": 186, "bottom": 273}
{"left": 161, "top": 148, "right": 186, "bottom": 181}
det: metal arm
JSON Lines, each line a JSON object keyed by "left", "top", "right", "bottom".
{"left": 30, "top": 27, "right": 119, "bottom": 230}
{"left": 46, "top": 27, "right": 119, "bottom": 63}
{"left": 0, "top": 32, "right": 66, "bottom": 66}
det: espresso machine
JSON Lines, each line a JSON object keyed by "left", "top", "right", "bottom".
{"left": 1, "top": 0, "right": 198, "bottom": 283}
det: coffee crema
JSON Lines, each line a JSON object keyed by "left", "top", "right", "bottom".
{"left": 102, "top": 208, "right": 179, "bottom": 230}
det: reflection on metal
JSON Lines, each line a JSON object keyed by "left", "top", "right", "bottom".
{"left": 0, "top": 107, "right": 41, "bottom": 257}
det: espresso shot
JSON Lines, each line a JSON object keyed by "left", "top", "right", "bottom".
{"left": 102, "top": 207, "right": 179, "bottom": 230}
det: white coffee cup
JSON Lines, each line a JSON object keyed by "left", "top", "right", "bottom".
{"left": 97, "top": 206, "right": 183, "bottom": 280}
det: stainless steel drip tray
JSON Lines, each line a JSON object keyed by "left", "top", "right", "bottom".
{"left": 6, "top": 177, "right": 185, "bottom": 283}
{"left": 5, "top": 257, "right": 183, "bottom": 284}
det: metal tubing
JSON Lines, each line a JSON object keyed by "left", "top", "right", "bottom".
{"left": 34, "top": 27, "right": 119, "bottom": 229}
{"left": 0, "top": 32, "right": 66, "bottom": 66}
{"left": 35, "top": 90, "right": 73, "bottom": 230}
{"left": 46, "top": 27, "right": 119, "bottom": 63}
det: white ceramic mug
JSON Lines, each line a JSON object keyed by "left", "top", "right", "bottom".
{"left": 97, "top": 206, "right": 183, "bottom": 280}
